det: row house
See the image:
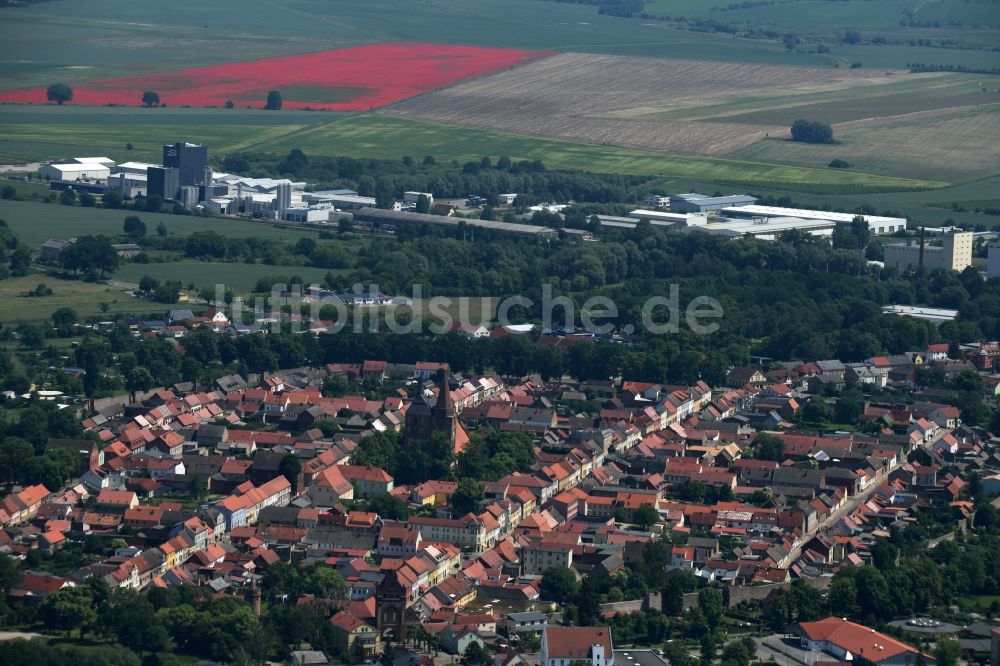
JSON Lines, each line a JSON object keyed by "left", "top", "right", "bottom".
{"left": 215, "top": 476, "right": 292, "bottom": 530}
{"left": 1, "top": 484, "right": 51, "bottom": 526}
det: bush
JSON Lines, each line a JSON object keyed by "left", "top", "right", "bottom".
{"left": 828, "top": 159, "right": 851, "bottom": 169}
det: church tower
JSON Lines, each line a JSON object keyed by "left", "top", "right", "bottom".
{"left": 376, "top": 570, "right": 407, "bottom": 644}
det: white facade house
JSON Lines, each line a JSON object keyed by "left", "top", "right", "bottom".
{"left": 540, "top": 627, "right": 615, "bottom": 666}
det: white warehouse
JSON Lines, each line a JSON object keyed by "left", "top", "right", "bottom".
{"left": 719, "top": 205, "right": 907, "bottom": 235}
{"left": 39, "top": 163, "right": 111, "bottom": 182}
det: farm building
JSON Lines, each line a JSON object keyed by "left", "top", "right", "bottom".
{"left": 39, "top": 238, "right": 75, "bottom": 263}
{"left": 883, "top": 232, "right": 972, "bottom": 272}
{"left": 720, "top": 205, "right": 907, "bottom": 235}
{"left": 669, "top": 193, "right": 756, "bottom": 213}
{"left": 39, "top": 163, "right": 110, "bottom": 182}
{"left": 498, "top": 193, "right": 518, "bottom": 206}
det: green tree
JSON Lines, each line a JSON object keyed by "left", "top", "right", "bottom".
{"left": 368, "top": 493, "right": 410, "bottom": 520}
{"left": 47, "top": 82, "right": 73, "bottom": 105}
{"left": 416, "top": 194, "right": 431, "bottom": 214}
{"left": 633, "top": 503, "right": 660, "bottom": 530}
{"left": 463, "top": 641, "right": 491, "bottom": 666}
{"left": 141, "top": 91, "right": 160, "bottom": 107}
{"left": 278, "top": 453, "right": 302, "bottom": 494}
{"left": 153, "top": 280, "right": 182, "bottom": 303}
{"left": 39, "top": 586, "right": 95, "bottom": 638}
{"left": 144, "top": 193, "right": 163, "bottom": 212}
{"left": 59, "top": 189, "right": 76, "bottom": 206}
{"left": 123, "top": 215, "right": 146, "bottom": 238}
{"left": 753, "top": 433, "right": 786, "bottom": 460}
{"left": 138, "top": 275, "right": 159, "bottom": 294}
{"left": 265, "top": 90, "right": 283, "bottom": 110}
{"left": 790, "top": 119, "right": 834, "bottom": 144}
{"left": 450, "top": 478, "right": 484, "bottom": 515}
{"left": 933, "top": 639, "right": 959, "bottom": 666}
{"left": 79, "top": 192, "right": 96, "bottom": 207}
{"left": 102, "top": 190, "right": 123, "bottom": 208}
{"left": 699, "top": 586, "right": 725, "bottom": 631}
{"left": 540, "top": 566, "right": 579, "bottom": 603}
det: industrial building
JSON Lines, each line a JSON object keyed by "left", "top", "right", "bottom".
{"left": 147, "top": 166, "right": 180, "bottom": 201}
{"left": 163, "top": 142, "right": 208, "bottom": 188}
{"left": 628, "top": 210, "right": 707, "bottom": 226}
{"left": 883, "top": 231, "right": 973, "bottom": 272}
{"left": 39, "top": 162, "right": 110, "bottom": 182}
{"left": 642, "top": 194, "right": 670, "bottom": 208}
{"left": 682, "top": 216, "right": 841, "bottom": 240}
{"left": 881, "top": 305, "right": 958, "bottom": 324}
{"left": 403, "top": 191, "right": 434, "bottom": 206}
{"left": 987, "top": 242, "right": 1000, "bottom": 279}
{"left": 352, "top": 207, "right": 588, "bottom": 240}
{"left": 669, "top": 192, "right": 757, "bottom": 213}
{"left": 720, "top": 205, "right": 907, "bottom": 235}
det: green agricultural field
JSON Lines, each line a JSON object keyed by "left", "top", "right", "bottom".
{"left": 729, "top": 104, "right": 1000, "bottom": 183}
{"left": 112, "top": 261, "right": 346, "bottom": 294}
{"left": 0, "top": 105, "right": 347, "bottom": 164}
{"left": 1, "top": 0, "right": 995, "bottom": 96}
{"left": 0, "top": 273, "right": 163, "bottom": 322}
{"left": 253, "top": 115, "right": 944, "bottom": 191}
{"left": 0, "top": 199, "right": 319, "bottom": 247}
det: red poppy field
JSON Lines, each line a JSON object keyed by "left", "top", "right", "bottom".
{"left": 0, "top": 42, "right": 548, "bottom": 111}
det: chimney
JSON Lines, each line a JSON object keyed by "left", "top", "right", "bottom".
{"left": 918, "top": 226, "right": 925, "bottom": 268}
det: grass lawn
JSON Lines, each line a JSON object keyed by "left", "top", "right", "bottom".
{"left": 113, "top": 260, "right": 347, "bottom": 294}
{"left": 0, "top": 273, "right": 163, "bottom": 322}
{"left": 0, "top": 199, "right": 321, "bottom": 247}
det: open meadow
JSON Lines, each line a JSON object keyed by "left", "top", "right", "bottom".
{"left": 111, "top": 261, "right": 346, "bottom": 294}
{"left": 0, "top": 199, "right": 320, "bottom": 247}
{"left": 0, "top": 274, "right": 163, "bottom": 323}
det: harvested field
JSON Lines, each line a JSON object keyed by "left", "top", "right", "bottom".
{"left": 383, "top": 52, "right": 900, "bottom": 156}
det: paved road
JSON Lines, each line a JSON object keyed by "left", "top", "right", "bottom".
{"left": 0, "top": 631, "right": 42, "bottom": 641}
